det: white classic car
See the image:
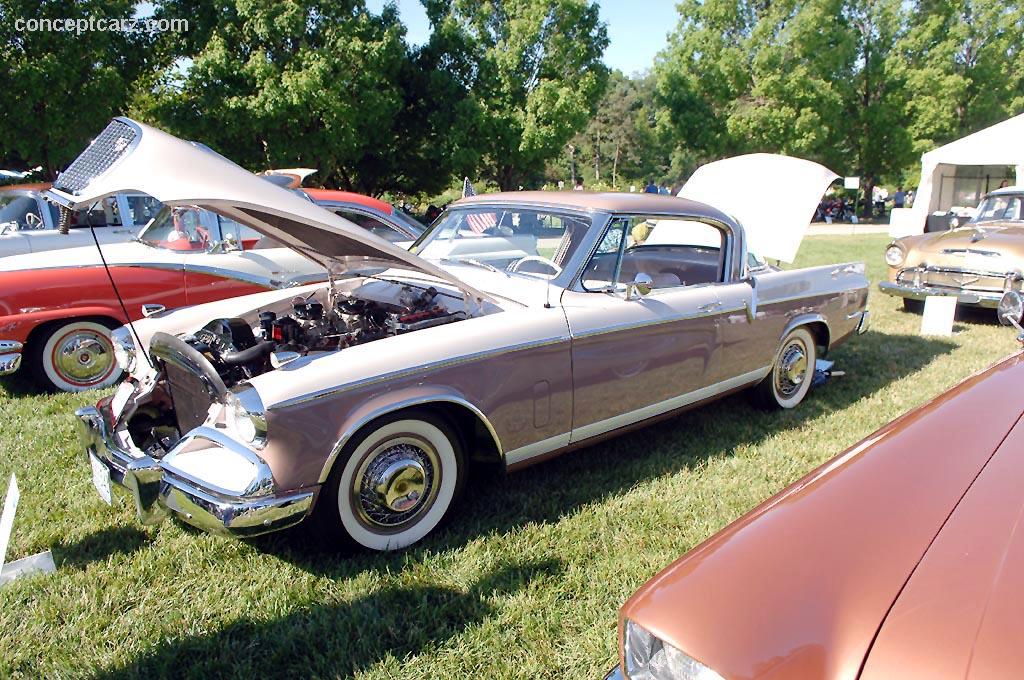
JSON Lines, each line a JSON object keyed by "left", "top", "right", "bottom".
{"left": 0, "top": 182, "right": 158, "bottom": 256}
{"left": 70, "top": 119, "right": 868, "bottom": 552}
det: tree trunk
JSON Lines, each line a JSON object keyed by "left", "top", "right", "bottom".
{"left": 612, "top": 142, "right": 620, "bottom": 188}
{"left": 594, "top": 128, "right": 601, "bottom": 183}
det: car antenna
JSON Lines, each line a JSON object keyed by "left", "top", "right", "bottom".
{"left": 544, "top": 277, "right": 553, "bottom": 309}
{"left": 74, "top": 203, "right": 154, "bottom": 368}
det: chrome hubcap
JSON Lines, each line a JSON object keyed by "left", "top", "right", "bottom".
{"left": 775, "top": 342, "right": 808, "bottom": 398}
{"left": 354, "top": 437, "right": 439, "bottom": 531}
{"left": 55, "top": 330, "right": 114, "bottom": 385}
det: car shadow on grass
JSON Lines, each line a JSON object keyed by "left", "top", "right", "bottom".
{"left": 89, "top": 557, "right": 562, "bottom": 680}
{"left": 52, "top": 526, "right": 152, "bottom": 571}
{"left": 255, "top": 328, "right": 955, "bottom": 578}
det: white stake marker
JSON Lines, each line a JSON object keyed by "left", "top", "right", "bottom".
{"left": 0, "top": 474, "right": 20, "bottom": 576}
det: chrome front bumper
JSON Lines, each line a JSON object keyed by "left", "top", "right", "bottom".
{"left": 877, "top": 281, "right": 1006, "bottom": 308}
{"left": 76, "top": 401, "right": 315, "bottom": 537}
{"left": 0, "top": 340, "right": 22, "bottom": 376}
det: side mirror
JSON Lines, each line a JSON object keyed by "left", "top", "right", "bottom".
{"left": 997, "top": 291, "right": 1024, "bottom": 329}
{"left": 625, "top": 273, "right": 653, "bottom": 301}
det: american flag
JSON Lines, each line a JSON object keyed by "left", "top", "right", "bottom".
{"left": 466, "top": 211, "right": 496, "bottom": 234}
{"left": 462, "top": 177, "right": 476, "bottom": 197}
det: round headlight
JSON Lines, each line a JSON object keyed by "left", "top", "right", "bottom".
{"left": 624, "top": 620, "right": 724, "bottom": 680}
{"left": 884, "top": 244, "right": 905, "bottom": 267}
{"left": 111, "top": 326, "right": 137, "bottom": 373}
{"left": 226, "top": 387, "right": 267, "bottom": 448}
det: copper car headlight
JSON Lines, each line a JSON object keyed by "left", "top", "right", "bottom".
{"left": 624, "top": 620, "right": 723, "bottom": 680}
{"left": 111, "top": 326, "right": 137, "bottom": 373}
{"left": 884, "top": 244, "right": 905, "bottom": 267}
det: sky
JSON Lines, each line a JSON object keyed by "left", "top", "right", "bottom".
{"left": 364, "top": 0, "right": 680, "bottom": 76}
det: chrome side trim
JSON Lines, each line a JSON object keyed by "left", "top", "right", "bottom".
{"left": 781, "top": 313, "right": 829, "bottom": 345}
{"left": 504, "top": 432, "right": 572, "bottom": 466}
{"left": 569, "top": 367, "right": 771, "bottom": 444}
{"left": 318, "top": 394, "right": 505, "bottom": 483}
{"left": 272, "top": 335, "right": 570, "bottom": 410}
{"left": 0, "top": 340, "right": 23, "bottom": 353}
{"left": 571, "top": 304, "right": 747, "bottom": 340}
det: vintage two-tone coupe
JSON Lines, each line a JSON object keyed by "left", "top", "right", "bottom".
{"left": 71, "top": 119, "right": 869, "bottom": 551}
{"left": 603, "top": 294, "right": 1024, "bottom": 680}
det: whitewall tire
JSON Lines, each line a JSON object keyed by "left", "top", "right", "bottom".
{"left": 31, "top": 320, "right": 122, "bottom": 392}
{"left": 318, "top": 412, "right": 465, "bottom": 552}
{"left": 750, "top": 327, "right": 817, "bottom": 410}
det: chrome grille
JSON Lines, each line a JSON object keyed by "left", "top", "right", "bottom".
{"left": 900, "top": 267, "right": 1015, "bottom": 292}
{"left": 53, "top": 120, "right": 137, "bottom": 195}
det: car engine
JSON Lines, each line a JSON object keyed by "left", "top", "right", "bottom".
{"left": 182, "top": 282, "right": 464, "bottom": 388}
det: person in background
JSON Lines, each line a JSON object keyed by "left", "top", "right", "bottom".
{"left": 644, "top": 179, "right": 658, "bottom": 193}
{"left": 573, "top": 177, "right": 584, "bottom": 191}
{"left": 893, "top": 186, "right": 906, "bottom": 209}
{"left": 658, "top": 183, "right": 670, "bottom": 195}
{"left": 999, "top": 179, "right": 1011, "bottom": 189}
{"left": 424, "top": 204, "right": 441, "bottom": 224}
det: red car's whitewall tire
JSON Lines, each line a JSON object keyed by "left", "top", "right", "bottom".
{"left": 316, "top": 411, "right": 465, "bottom": 552}
{"left": 30, "top": 320, "right": 123, "bottom": 392}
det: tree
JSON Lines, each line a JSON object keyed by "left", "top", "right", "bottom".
{"left": 424, "top": 0, "right": 609, "bottom": 190}
{"left": 654, "top": 0, "right": 914, "bottom": 215}
{"left": 135, "top": 1, "right": 473, "bottom": 196}
{"left": 0, "top": 1, "right": 155, "bottom": 178}
{"left": 561, "top": 71, "right": 673, "bottom": 188}
{"left": 894, "top": 0, "right": 1024, "bottom": 156}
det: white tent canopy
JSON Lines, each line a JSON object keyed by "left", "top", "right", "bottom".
{"left": 890, "top": 113, "right": 1024, "bottom": 236}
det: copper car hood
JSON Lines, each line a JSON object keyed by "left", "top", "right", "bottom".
{"left": 911, "top": 223, "right": 1024, "bottom": 259}
{"left": 621, "top": 354, "right": 1024, "bottom": 679}
{"left": 43, "top": 118, "right": 492, "bottom": 307}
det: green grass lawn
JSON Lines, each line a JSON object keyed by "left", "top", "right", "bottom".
{"left": 0, "top": 233, "right": 1018, "bottom": 678}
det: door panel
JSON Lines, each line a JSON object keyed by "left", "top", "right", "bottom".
{"left": 711, "top": 281, "right": 775, "bottom": 383}
{"left": 563, "top": 286, "right": 722, "bottom": 442}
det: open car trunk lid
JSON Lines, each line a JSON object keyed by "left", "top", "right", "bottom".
{"left": 42, "top": 118, "right": 493, "bottom": 309}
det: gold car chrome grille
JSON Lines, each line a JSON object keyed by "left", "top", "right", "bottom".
{"left": 899, "top": 266, "right": 1017, "bottom": 292}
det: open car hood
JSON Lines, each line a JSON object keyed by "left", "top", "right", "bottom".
{"left": 679, "top": 153, "right": 838, "bottom": 263}
{"left": 43, "top": 118, "right": 492, "bottom": 308}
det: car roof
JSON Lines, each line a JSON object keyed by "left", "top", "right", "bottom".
{"left": 301, "top": 188, "right": 393, "bottom": 214}
{"left": 987, "top": 185, "right": 1024, "bottom": 197}
{"left": 454, "top": 191, "right": 732, "bottom": 222}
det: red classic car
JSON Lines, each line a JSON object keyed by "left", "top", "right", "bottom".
{"left": 604, "top": 296, "right": 1024, "bottom": 680}
{"left": 0, "top": 189, "right": 419, "bottom": 392}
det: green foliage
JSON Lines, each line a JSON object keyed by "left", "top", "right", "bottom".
{"left": 558, "top": 71, "right": 675, "bottom": 189}
{"left": 426, "top": 0, "right": 610, "bottom": 190}
{"left": 893, "top": 0, "right": 1024, "bottom": 155}
{"left": 0, "top": 1, "right": 157, "bottom": 178}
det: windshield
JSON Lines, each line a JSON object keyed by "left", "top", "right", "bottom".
{"left": 971, "top": 195, "right": 1023, "bottom": 223}
{"left": 412, "top": 206, "right": 591, "bottom": 279}
{"left": 0, "top": 193, "right": 43, "bottom": 229}
{"left": 138, "top": 205, "right": 212, "bottom": 251}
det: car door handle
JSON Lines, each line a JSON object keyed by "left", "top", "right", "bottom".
{"left": 698, "top": 301, "right": 723, "bottom": 313}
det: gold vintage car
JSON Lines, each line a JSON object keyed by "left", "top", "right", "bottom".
{"left": 880, "top": 186, "right": 1024, "bottom": 313}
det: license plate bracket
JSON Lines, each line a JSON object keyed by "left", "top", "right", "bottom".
{"left": 89, "top": 453, "right": 112, "bottom": 505}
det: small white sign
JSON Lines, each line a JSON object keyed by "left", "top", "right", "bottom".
{"left": 0, "top": 475, "right": 20, "bottom": 576}
{"left": 921, "top": 296, "right": 957, "bottom": 336}
{"left": 844, "top": 176, "right": 860, "bottom": 190}
{"left": 1, "top": 550, "right": 55, "bottom": 585}
{"left": 90, "top": 453, "right": 113, "bottom": 505}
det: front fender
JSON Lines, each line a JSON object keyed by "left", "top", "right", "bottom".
{"left": 0, "top": 305, "right": 128, "bottom": 344}
{"left": 316, "top": 385, "right": 500, "bottom": 484}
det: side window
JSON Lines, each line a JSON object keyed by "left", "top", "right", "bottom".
{"left": 334, "top": 209, "right": 407, "bottom": 243}
{"left": 74, "top": 196, "right": 122, "bottom": 228}
{"left": 581, "top": 218, "right": 629, "bottom": 291}
{"left": 125, "top": 195, "right": 162, "bottom": 226}
{"left": 217, "top": 215, "right": 263, "bottom": 249}
{"left": 582, "top": 216, "right": 726, "bottom": 292}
